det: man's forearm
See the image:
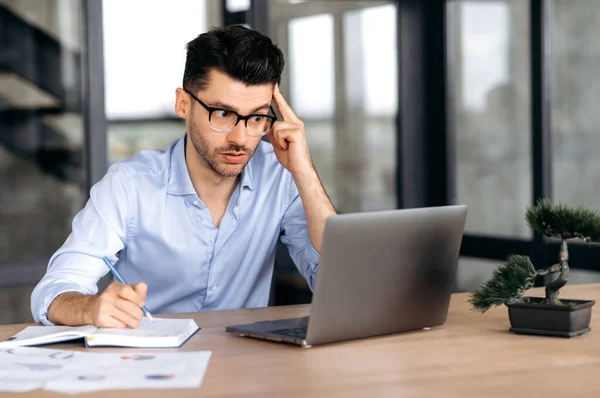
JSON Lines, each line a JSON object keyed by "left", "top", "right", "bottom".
{"left": 292, "top": 167, "right": 336, "bottom": 253}
{"left": 47, "top": 292, "right": 96, "bottom": 326}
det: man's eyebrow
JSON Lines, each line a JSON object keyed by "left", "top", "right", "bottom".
{"left": 210, "top": 101, "right": 271, "bottom": 114}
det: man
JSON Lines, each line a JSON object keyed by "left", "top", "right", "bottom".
{"left": 31, "top": 25, "right": 336, "bottom": 328}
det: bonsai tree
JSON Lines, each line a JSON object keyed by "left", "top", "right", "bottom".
{"left": 470, "top": 199, "right": 600, "bottom": 312}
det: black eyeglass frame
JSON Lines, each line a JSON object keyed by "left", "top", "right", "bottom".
{"left": 184, "top": 88, "right": 278, "bottom": 137}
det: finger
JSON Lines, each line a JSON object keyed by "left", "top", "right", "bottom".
{"left": 271, "top": 126, "right": 303, "bottom": 140}
{"left": 111, "top": 306, "right": 141, "bottom": 329}
{"left": 105, "top": 281, "right": 126, "bottom": 294}
{"left": 274, "top": 128, "right": 305, "bottom": 149}
{"left": 104, "top": 316, "right": 127, "bottom": 329}
{"left": 273, "top": 84, "right": 299, "bottom": 122}
{"left": 113, "top": 298, "right": 144, "bottom": 321}
{"left": 271, "top": 121, "right": 302, "bottom": 130}
{"left": 132, "top": 282, "right": 147, "bottom": 302}
{"left": 270, "top": 128, "right": 290, "bottom": 150}
{"left": 266, "top": 129, "right": 284, "bottom": 151}
{"left": 95, "top": 313, "right": 126, "bottom": 329}
{"left": 117, "top": 284, "right": 144, "bottom": 307}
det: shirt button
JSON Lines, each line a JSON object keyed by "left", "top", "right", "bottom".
{"left": 193, "top": 200, "right": 199, "bottom": 206}
{"left": 211, "top": 284, "right": 218, "bottom": 293}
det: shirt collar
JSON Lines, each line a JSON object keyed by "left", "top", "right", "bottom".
{"left": 240, "top": 155, "right": 255, "bottom": 191}
{"left": 167, "top": 134, "right": 255, "bottom": 196}
{"left": 167, "top": 135, "right": 196, "bottom": 196}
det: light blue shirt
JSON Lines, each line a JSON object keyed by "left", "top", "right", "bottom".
{"left": 31, "top": 135, "right": 320, "bottom": 325}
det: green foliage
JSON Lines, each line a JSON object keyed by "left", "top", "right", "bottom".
{"left": 469, "top": 255, "right": 537, "bottom": 313}
{"left": 525, "top": 198, "right": 600, "bottom": 241}
{"left": 470, "top": 200, "right": 600, "bottom": 312}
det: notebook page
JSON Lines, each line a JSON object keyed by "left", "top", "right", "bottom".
{"left": 93, "top": 318, "right": 195, "bottom": 338}
{"left": 86, "top": 318, "right": 199, "bottom": 347}
{"left": 0, "top": 325, "right": 97, "bottom": 347}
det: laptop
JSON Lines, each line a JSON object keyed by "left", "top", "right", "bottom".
{"left": 225, "top": 205, "right": 467, "bottom": 347}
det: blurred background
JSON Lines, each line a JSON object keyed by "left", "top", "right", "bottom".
{"left": 2, "top": 0, "right": 600, "bottom": 324}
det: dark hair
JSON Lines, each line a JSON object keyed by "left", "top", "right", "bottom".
{"left": 183, "top": 24, "right": 285, "bottom": 93}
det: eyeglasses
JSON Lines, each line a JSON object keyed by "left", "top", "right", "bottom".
{"left": 184, "top": 88, "right": 277, "bottom": 137}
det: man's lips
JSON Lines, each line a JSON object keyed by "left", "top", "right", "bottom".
{"left": 219, "top": 152, "right": 247, "bottom": 163}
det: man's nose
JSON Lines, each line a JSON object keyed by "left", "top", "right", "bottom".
{"left": 227, "top": 120, "right": 248, "bottom": 146}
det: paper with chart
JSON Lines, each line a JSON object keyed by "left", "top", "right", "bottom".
{"left": 0, "top": 346, "right": 211, "bottom": 394}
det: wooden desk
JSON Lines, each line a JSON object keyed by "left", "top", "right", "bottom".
{"left": 1, "top": 283, "right": 600, "bottom": 397}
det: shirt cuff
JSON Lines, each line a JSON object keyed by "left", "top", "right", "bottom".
{"left": 305, "top": 244, "right": 320, "bottom": 270}
{"left": 304, "top": 245, "right": 320, "bottom": 291}
{"left": 35, "top": 284, "right": 89, "bottom": 326}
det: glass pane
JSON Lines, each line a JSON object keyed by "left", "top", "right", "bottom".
{"left": 358, "top": 6, "right": 398, "bottom": 118}
{"left": 456, "top": 258, "right": 600, "bottom": 294}
{"left": 449, "top": 0, "right": 532, "bottom": 238}
{"left": 455, "top": 257, "right": 501, "bottom": 292}
{"left": 0, "top": 0, "right": 86, "bottom": 323}
{"left": 103, "top": 0, "right": 207, "bottom": 162}
{"left": 343, "top": 5, "right": 397, "bottom": 211}
{"left": 568, "top": 269, "right": 600, "bottom": 285}
{"left": 287, "top": 13, "right": 337, "bottom": 210}
{"left": 551, "top": 1, "right": 600, "bottom": 207}
{"left": 288, "top": 14, "right": 335, "bottom": 118}
{"left": 284, "top": 4, "right": 397, "bottom": 213}
{"left": 269, "top": 1, "right": 398, "bottom": 306}
{"left": 0, "top": 286, "right": 35, "bottom": 325}
{"left": 109, "top": 121, "right": 187, "bottom": 163}
{"left": 102, "top": 0, "right": 207, "bottom": 119}
{"left": 226, "top": 0, "right": 250, "bottom": 13}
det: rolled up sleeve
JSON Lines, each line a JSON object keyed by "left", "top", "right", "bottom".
{"left": 31, "top": 164, "right": 132, "bottom": 325}
{"left": 279, "top": 180, "right": 320, "bottom": 291}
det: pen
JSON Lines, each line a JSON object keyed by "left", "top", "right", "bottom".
{"left": 102, "top": 257, "right": 154, "bottom": 323}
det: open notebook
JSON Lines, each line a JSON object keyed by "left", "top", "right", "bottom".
{"left": 0, "top": 318, "right": 199, "bottom": 348}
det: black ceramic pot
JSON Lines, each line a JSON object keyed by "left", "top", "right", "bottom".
{"left": 507, "top": 297, "right": 595, "bottom": 338}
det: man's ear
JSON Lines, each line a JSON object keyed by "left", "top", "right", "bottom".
{"left": 175, "top": 88, "right": 190, "bottom": 119}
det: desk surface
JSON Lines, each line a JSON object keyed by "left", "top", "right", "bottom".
{"left": 1, "top": 283, "right": 600, "bottom": 397}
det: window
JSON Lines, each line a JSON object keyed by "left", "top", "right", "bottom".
{"left": 281, "top": 3, "right": 397, "bottom": 213}
{"left": 450, "top": 0, "right": 532, "bottom": 238}
{"left": 0, "top": 0, "right": 88, "bottom": 323}
{"left": 267, "top": 1, "right": 398, "bottom": 304}
{"left": 446, "top": 0, "right": 600, "bottom": 287}
{"left": 551, "top": 0, "right": 600, "bottom": 207}
{"left": 102, "top": 0, "right": 209, "bottom": 163}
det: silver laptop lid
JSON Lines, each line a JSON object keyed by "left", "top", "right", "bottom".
{"left": 305, "top": 205, "right": 467, "bottom": 345}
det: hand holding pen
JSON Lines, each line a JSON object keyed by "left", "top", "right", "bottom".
{"left": 86, "top": 257, "right": 154, "bottom": 329}
{"left": 102, "top": 257, "right": 154, "bottom": 323}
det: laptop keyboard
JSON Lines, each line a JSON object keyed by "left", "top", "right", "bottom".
{"left": 267, "top": 326, "right": 307, "bottom": 339}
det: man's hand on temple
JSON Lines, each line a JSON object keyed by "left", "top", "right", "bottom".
{"left": 268, "top": 84, "right": 314, "bottom": 177}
